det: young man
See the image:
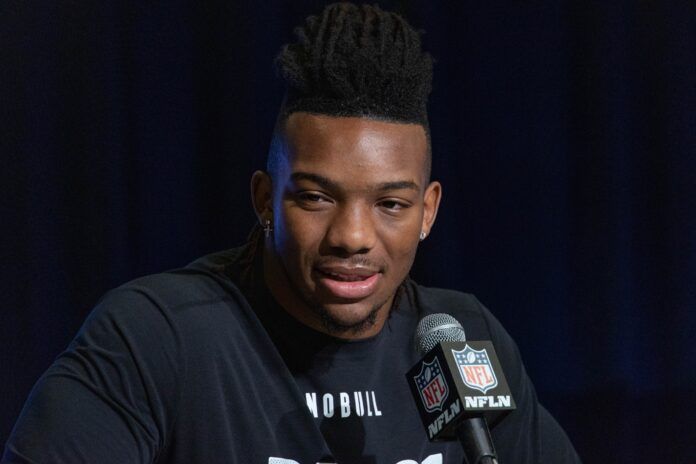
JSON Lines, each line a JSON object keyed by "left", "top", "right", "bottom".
{"left": 2, "top": 3, "right": 580, "bottom": 463}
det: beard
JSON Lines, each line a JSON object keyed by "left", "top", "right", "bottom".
{"left": 312, "top": 299, "right": 384, "bottom": 336}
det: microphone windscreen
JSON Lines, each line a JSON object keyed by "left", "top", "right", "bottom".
{"left": 415, "top": 313, "right": 466, "bottom": 355}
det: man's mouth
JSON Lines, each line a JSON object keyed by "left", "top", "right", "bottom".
{"left": 314, "top": 266, "right": 382, "bottom": 299}
{"left": 317, "top": 270, "right": 372, "bottom": 282}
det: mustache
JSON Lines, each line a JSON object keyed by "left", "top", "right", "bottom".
{"left": 314, "top": 255, "right": 385, "bottom": 271}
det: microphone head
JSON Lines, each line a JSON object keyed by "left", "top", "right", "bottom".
{"left": 415, "top": 313, "right": 466, "bottom": 355}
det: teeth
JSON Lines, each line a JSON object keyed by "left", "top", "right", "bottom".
{"left": 325, "top": 271, "right": 367, "bottom": 282}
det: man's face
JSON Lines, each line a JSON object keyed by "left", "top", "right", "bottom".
{"left": 256, "top": 112, "right": 441, "bottom": 338}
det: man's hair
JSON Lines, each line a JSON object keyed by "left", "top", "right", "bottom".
{"left": 268, "top": 2, "right": 434, "bottom": 178}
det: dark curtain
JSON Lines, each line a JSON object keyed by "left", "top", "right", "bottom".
{"left": 1, "top": 1, "right": 694, "bottom": 462}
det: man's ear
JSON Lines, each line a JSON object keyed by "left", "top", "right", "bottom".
{"left": 421, "top": 181, "right": 442, "bottom": 238}
{"left": 251, "top": 170, "right": 273, "bottom": 224}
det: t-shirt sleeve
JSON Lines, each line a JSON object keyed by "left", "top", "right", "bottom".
{"left": 473, "top": 297, "right": 582, "bottom": 464}
{"left": 2, "top": 285, "right": 183, "bottom": 464}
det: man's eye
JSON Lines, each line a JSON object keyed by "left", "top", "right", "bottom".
{"left": 379, "top": 200, "right": 409, "bottom": 211}
{"left": 297, "top": 192, "right": 332, "bottom": 206}
{"left": 300, "top": 193, "right": 326, "bottom": 202}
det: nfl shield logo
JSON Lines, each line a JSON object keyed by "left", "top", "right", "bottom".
{"left": 452, "top": 345, "right": 498, "bottom": 394}
{"left": 413, "top": 357, "right": 449, "bottom": 412}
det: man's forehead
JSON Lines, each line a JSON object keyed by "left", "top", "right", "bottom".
{"left": 288, "top": 171, "right": 422, "bottom": 193}
{"left": 280, "top": 112, "right": 429, "bottom": 179}
{"left": 284, "top": 112, "right": 425, "bottom": 148}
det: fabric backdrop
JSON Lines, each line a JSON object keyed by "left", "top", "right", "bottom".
{"left": 2, "top": 1, "right": 694, "bottom": 462}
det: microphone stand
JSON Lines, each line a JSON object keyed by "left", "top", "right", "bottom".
{"left": 455, "top": 416, "right": 498, "bottom": 464}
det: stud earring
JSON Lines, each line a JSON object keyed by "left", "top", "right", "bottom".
{"left": 419, "top": 231, "right": 427, "bottom": 241}
{"left": 263, "top": 219, "right": 273, "bottom": 238}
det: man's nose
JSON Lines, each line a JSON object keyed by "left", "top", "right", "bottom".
{"left": 324, "top": 204, "right": 376, "bottom": 255}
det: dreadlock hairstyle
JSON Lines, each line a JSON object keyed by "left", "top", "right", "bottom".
{"left": 268, "top": 2, "right": 434, "bottom": 177}
{"left": 277, "top": 2, "right": 433, "bottom": 125}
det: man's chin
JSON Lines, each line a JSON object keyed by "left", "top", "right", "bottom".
{"left": 312, "top": 301, "right": 383, "bottom": 337}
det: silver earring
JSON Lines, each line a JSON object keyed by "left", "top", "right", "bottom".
{"left": 419, "top": 231, "right": 427, "bottom": 241}
{"left": 263, "top": 219, "right": 273, "bottom": 238}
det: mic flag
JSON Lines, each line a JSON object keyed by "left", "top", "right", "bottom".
{"left": 406, "top": 340, "right": 516, "bottom": 440}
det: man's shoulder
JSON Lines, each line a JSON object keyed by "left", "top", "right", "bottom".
{"left": 99, "top": 247, "right": 248, "bottom": 317}
{"left": 73, "top": 247, "right": 259, "bottom": 363}
{"left": 408, "top": 283, "right": 482, "bottom": 315}
{"left": 406, "top": 281, "right": 508, "bottom": 344}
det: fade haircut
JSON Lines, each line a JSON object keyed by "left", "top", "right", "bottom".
{"left": 268, "top": 2, "right": 434, "bottom": 180}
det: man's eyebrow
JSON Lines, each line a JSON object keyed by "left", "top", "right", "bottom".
{"left": 290, "top": 172, "right": 339, "bottom": 190}
{"left": 375, "top": 180, "right": 420, "bottom": 192}
{"left": 290, "top": 172, "right": 420, "bottom": 192}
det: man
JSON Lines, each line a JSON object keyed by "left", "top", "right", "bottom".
{"left": 2, "top": 3, "right": 580, "bottom": 463}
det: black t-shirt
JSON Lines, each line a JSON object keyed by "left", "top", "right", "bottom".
{"left": 2, "top": 245, "right": 581, "bottom": 464}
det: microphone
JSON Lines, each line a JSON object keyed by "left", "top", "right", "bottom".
{"left": 406, "top": 314, "right": 516, "bottom": 464}
{"left": 415, "top": 313, "right": 467, "bottom": 351}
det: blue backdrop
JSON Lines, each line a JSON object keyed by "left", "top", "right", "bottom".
{"left": 2, "top": 1, "right": 695, "bottom": 462}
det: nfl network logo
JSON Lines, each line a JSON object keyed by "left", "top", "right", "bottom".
{"left": 452, "top": 345, "right": 498, "bottom": 394}
{"left": 414, "top": 357, "right": 449, "bottom": 412}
